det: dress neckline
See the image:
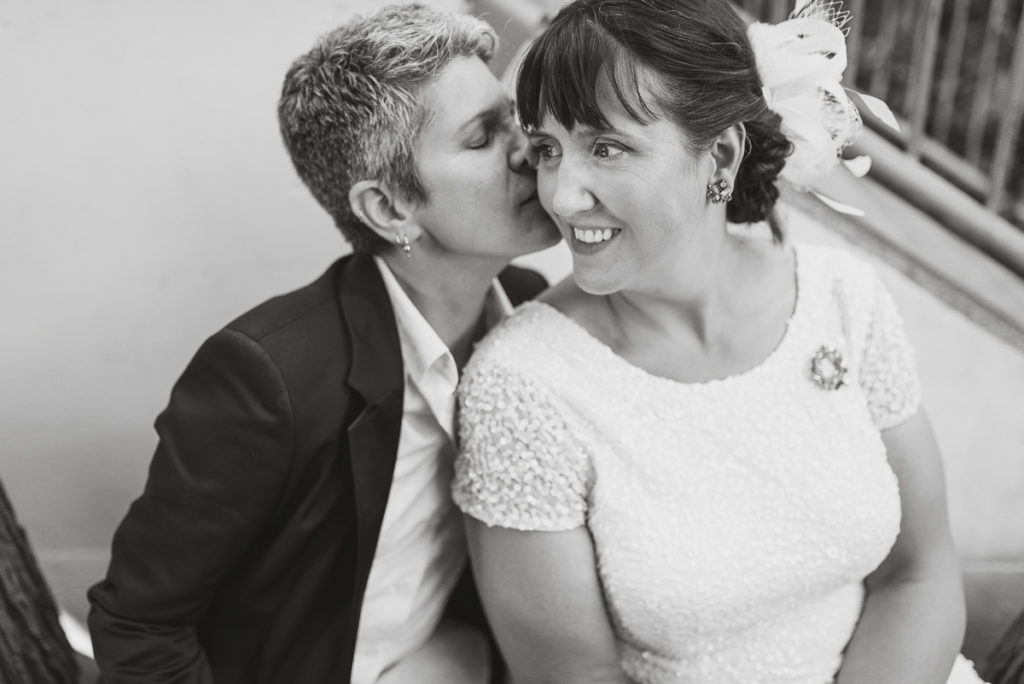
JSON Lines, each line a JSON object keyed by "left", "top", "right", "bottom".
{"left": 527, "top": 243, "right": 806, "bottom": 389}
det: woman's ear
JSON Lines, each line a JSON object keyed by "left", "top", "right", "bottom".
{"left": 709, "top": 122, "right": 747, "bottom": 186}
{"left": 349, "top": 180, "right": 423, "bottom": 246}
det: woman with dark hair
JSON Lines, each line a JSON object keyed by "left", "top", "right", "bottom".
{"left": 452, "top": 1, "right": 987, "bottom": 682}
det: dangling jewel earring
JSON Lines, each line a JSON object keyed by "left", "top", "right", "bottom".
{"left": 396, "top": 233, "right": 412, "bottom": 258}
{"left": 706, "top": 178, "right": 733, "bottom": 204}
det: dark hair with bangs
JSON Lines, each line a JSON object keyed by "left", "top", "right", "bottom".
{"left": 516, "top": 0, "right": 793, "bottom": 239}
{"left": 517, "top": 7, "right": 659, "bottom": 133}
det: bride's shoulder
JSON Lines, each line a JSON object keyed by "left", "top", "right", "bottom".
{"left": 794, "top": 242, "right": 873, "bottom": 280}
{"left": 469, "top": 281, "right": 577, "bottom": 370}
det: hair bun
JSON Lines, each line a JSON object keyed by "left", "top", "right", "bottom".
{"left": 728, "top": 111, "right": 793, "bottom": 225}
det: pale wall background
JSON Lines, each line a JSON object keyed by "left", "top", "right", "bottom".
{"left": 0, "top": 0, "right": 568, "bottom": 622}
{"left": 0, "top": 0, "right": 461, "bottom": 551}
{"left": 0, "top": 0, "right": 1021, "bottom": 650}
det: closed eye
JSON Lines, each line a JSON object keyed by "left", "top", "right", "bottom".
{"left": 467, "top": 131, "right": 493, "bottom": 149}
{"left": 467, "top": 102, "right": 517, "bottom": 150}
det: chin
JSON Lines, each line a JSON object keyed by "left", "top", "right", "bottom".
{"left": 572, "top": 266, "right": 622, "bottom": 296}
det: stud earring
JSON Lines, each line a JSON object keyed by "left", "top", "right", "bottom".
{"left": 396, "top": 233, "right": 412, "bottom": 258}
{"left": 706, "top": 179, "right": 733, "bottom": 204}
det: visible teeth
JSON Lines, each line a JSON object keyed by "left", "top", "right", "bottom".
{"left": 573, "top": 227, "right": 615, "bottom": 244}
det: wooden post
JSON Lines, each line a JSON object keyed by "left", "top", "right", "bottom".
{"left": 0, "top": 480, "right": 79, "bottom": 684}
{"left": 868, "top": 1, "right": 902, "bottom": 104}
{"left": 906, "top": 0, "right": 945, "bottom": 159}
{"left": 986, "top": 6, "right": 1024, "bottom": 213}
{"left": 932, "top": 0, "right": 972, "bottom": 144}
{"left": 965, "top": 0, "right": 1009, "bottom": 164}
{"left": 981, "top": 606, "right": 1024, "bottom": 684}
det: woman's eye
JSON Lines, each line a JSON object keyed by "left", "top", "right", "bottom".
{"left": 593, "top": 141, "right": 625, "bottom": 159}
{"left": 533, "top": 143, "right": 560, "bottom": 161}
{"left": 468, "top": 132, "right": 492, "bottom": 149}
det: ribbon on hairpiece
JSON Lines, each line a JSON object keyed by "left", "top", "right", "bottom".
{"left": 747, "top": 1, "right": 899, "bottom": 213}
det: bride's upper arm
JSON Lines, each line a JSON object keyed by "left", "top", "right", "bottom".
{"left": 463, "top": 518, "right": 628, "bottom": 684}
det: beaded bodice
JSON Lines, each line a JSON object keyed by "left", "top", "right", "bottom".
{"left": 454, "top": 245, "right": 923, "bottom": 684}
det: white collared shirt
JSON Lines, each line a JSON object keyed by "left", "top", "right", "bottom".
{"left": 350, "top": 258, "right": 512, "bottom": 684}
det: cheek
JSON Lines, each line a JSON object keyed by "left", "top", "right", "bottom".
{"left": 464, "top": 160, "right": 511, "bottom": 206}
{"left": 650, "top": 164, "right": 705, "bottom": 222}
{"left": 536, "top": 167, "right": 558, "bottom": 213}
{"left": 433, "top": 150, "right": 503, "bottom": 191}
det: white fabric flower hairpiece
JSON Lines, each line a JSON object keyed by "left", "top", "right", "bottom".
{"left": 748, "top": 0, "right": 899, "bottom": 209}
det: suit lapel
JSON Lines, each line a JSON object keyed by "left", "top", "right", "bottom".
{"left": 335, "top": 258, "right": 545, "bottom": 602}
{"left": 336, "top": 255, "right": 404, "bottom": 582}
{"left": 346, "top": 392, "right": 402, "bottom": 573}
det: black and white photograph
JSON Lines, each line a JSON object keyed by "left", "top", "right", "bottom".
{"left": 1, "top": 0, "right": 1023, "bottom": 682}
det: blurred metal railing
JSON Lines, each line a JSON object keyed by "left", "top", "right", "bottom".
{"left": 737, "top": 0, "right": 1024, "bottom": 228}
{"left": 474, "top": 0, "right": 1024, "bottom": 276}
{"left": 474, "top": 0, "right": 1024, "bottom": 350}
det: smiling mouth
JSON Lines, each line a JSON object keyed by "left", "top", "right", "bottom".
{"left": 572, "top": 227, "right": 620, "bottom": 244}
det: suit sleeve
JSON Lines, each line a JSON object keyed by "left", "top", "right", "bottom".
{"left": 88, "top": 327, "right": 294, "bottom": 684}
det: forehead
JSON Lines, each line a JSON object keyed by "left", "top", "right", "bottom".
{"left": 417, "top": 56, "right": 507, "bottom": 139}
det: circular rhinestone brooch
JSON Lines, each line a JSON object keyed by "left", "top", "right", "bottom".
{"left": 810, "top": 345, "right": 848, "bottom": 390}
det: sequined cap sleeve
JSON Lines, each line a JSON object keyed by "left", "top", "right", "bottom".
{"left": 856, "top": 270, "right": 922, "bottom": 430}
{"left": 453, "top": 361, "right": 590, "bottom": 532}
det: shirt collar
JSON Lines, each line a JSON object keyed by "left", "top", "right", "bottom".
{"left": 374, "top": 257, "right": 512, "bottom": 388}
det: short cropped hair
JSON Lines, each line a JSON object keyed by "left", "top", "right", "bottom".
{"left": 517, "top": 0, "right": 793, "bottom": 240}
{"left": 278, "top": 4, "right": 497, "bottom": 254}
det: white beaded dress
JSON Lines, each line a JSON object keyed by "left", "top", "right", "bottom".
{"left": 453, "top": 244, "right": 984, "bottom": 684}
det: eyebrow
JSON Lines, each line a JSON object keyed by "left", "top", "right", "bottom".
{"left": 457, "top": 99, "right": 514, "bottom": 135}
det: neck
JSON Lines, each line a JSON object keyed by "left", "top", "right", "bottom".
{"left": 608, "top": 235, "right": 774, "bottom": 349}
{"left": 379, "top": 250, "right": 506, "bottom": 369}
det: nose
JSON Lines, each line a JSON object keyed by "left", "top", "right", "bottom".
{"left": 508, "top": 126, "right": 533, "bottom": 172}
{"left": 549, "top": 155, "right": 596, "bottom": 218}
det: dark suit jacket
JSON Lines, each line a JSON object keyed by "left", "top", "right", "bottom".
{"left": 87, "top": 254, "right": 547, "bottom": 684}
